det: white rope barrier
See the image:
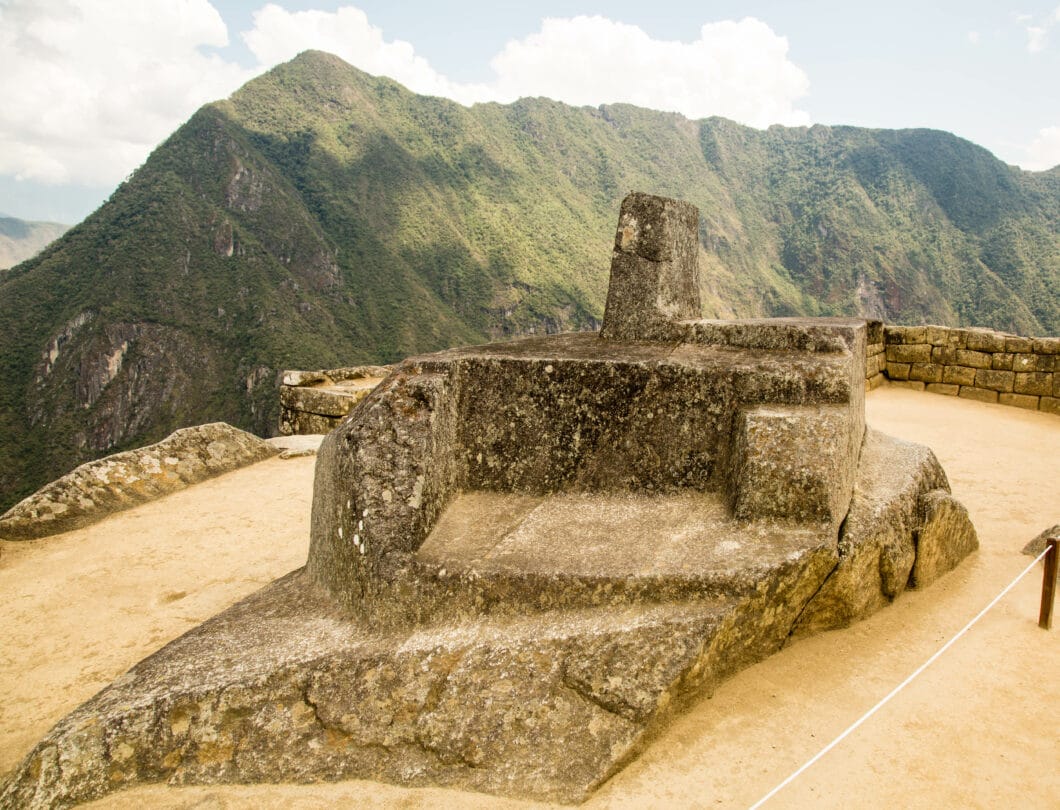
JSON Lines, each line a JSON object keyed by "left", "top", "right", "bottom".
{"left": 748, "top": 546, "right": 1054, "bottom": 810}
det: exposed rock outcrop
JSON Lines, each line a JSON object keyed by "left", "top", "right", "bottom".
{"left": 0, "top": 423, "right": 278, "bottom": 540}
{"left": 791, "top": 429, "right": 977, "bottom": 636}
{"left": 0, "top": 193, "right": 979, "bottom": 809}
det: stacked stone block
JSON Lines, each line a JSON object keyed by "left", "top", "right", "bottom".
{"left": 865, "top": 320, "right": 886, "bottom": 390}
{"left": 279, "top": 365, "right": 391, "bottom": 434}
{"left": 877, "top": 325, "right": 1059, "bottom": 415}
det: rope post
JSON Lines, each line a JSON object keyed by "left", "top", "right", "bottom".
{"left": 1040, "top": 537, "right": 1059, "bottom": 630}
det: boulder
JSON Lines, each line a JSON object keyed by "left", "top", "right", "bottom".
{"left": 791, "top": 429, "right": 977, "bottom": 637}
{"left": 1022, "top": 524, "right": 1060, "bottom": 557}
{"left": 0, "top": 423, "right": 277, "bottom": 540}
{"left": 911, "top": 490, "right": 979, "bottom": 588}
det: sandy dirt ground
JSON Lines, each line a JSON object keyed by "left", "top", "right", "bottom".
{"left": 2, "top": 386, "right": 1058, "bottom": 809}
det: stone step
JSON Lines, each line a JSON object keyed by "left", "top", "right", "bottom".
{"left": 415, "top": 490, "right": 836, "bottom": 606}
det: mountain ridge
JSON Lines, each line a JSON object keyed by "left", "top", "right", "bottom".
{"left": 0, "top": 49, "right": 1056, "bottom": 511}
{"left": 0, "top": 215, "right": 68, "bottom": 271}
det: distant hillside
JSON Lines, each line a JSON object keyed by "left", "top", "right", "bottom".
{"left": 0, "top": 216, "right": 68, "bottom": 270}
{"left": 0, "top": 50, "right": 1056, "bottom": 510}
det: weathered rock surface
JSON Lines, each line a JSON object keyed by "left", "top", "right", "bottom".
{"left": 791, "top": 429, "right": 976, "bottom": 637}
{"left": 1021, "top": 524, "right": 1060, "bottom": 557}
{"left": 731, "top": 404, "right": 857, "bottom": 527}
{"left": 0, "top": 542, "right": 836, "bottom": 810}
{"left": 600, "top": 192, "right": 701, "bottom": 342}
{"left": 266, "top": 434, "right": 326, "bottom": 459}
{"left": 278, "top": 365, "right": 389, "bottom": 436}
{"left": 0, "top": 192, "right": 981, "bottom": 808}
{"left": 306, "top": 328, "right": 865, "bottom": 624}
{"left": 874, "top": 324, "right": 1060, "bottom": 414}
{"left": 0, "top": 423, "right": 277, "bottom": 540}
{"left": 911, "top": 490, "right": 980, "bottom": 588}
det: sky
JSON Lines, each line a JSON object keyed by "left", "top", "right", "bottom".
{"left": 2, "top": 0, "right": 1059, "bottom": 224}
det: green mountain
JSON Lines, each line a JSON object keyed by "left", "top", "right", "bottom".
{"left": 0, "top": 50, "right": 1056, "bottom": 511}
{"left": 0, "top": 216, "right": 68, "bottom": 270}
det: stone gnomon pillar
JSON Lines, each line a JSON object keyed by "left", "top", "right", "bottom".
{"left": 2, "top": 193, "right": 978, "bottom": 810}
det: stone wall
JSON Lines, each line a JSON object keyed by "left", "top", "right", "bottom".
{"left": 866, "top": 324, "right": 1060, "bottom": 416}
{"left": 279, "top": 365, "right": 391, "bottom": 434}
{"left": 865, "top": 320, "right": 886, "bottom": 391}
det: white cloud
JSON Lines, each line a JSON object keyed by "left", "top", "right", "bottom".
{"left": 0, "top": 0, "right": 251, "bottom": 185}
{"left": 1023, "top": 125, "right": 1060, "bottom": 170}
{"left": 967, "top": 30, "right": 981, "bottom": 45}
{"left": 1027, "top": 25, "right": 1048, "bottom": 52}
{"left": 483, "top": 16, "right": 810, "bottom": 127}
{"left": 241, "top": 4, "right": 488, "bottom": 102}
{"left": 241, "top": 9, "right": 810, "bottom": 127}
{"left": 0, "top": 3, "right": 811, "bottom": 189}
{"left": 1022, "top": 5, "right": 1060, "bottom": 52}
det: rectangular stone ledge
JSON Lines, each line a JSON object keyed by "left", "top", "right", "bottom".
{"left": 888, "top": 380, "right": 926, "bottom": 391}
{"left": 886, "top": 362, "right": 911, "bottom": 380}
{"left": 924, "top": 325, "right": 962, "bottom": 346}
{"left": 926, "top": 383, "right": 959, "bottom": 396}
{"left": 1040, "top": 397, "right": 1060, "bottom": 416}
{"left": 963, "top": 329, "right": 1008, "bottom": 353}
{"left": 279, "top": 365, "right": 392, "bottom": 435}
{"left": 955, "top": 349, "right": 992, "bottom": 369}
{"left": 279, "top": 385, "right": 366, "bottom": 417}
{"left": 730, "top": 404, "right": 858, "bottom": 527}
{"left": 909, "top": 363, "right": 943, "bottom": 383}
{"left": 678, "top": 318, "right": 865, "bottom": 354}
{"left": 884, "top": 326, "right": 928, "bottom": 345}
{"left": 432, "top": 334, "right": 861, "bottom": 405}
{"left": 942, "top": 365, "right": 977, "bottom": 386}
{"left": 999, "top": 393, "right": 1041, "bottom": 410}
{"left": 1014, "top": 372, "right": 1053, "bottom": 396}
{"left": 959, "top": 386, "right": 998, "bottom": 404}
{"left": 974, "top": 368, "right": 1015, "bottom": 392}
{"left": 1006, "top": 336, "right": 1034, "bottom": 353}
{"left": 886, "top": 343, "right": 931, "bottom": 364}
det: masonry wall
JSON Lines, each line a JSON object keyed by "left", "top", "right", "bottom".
{"left": 279, "top": 324, "right": 1059, "bottom": 435}
{"left": 866, "top": 323, "right": 1060, "bottom": 416}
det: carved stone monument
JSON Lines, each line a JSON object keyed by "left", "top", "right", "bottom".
{"left": 1, "top": 193, "right": 977, "bottom": 809}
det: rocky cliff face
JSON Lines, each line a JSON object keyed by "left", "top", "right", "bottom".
{"left": 28, "top": 319, "right": 232, "bottom": 455}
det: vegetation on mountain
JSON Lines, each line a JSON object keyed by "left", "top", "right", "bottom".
{"left": 0, "top": 50, "right": 1056, "bottom": 510}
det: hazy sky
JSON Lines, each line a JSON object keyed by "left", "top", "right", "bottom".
{"left": 2, "top": 0, "right": 1059, "bottom": 224}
